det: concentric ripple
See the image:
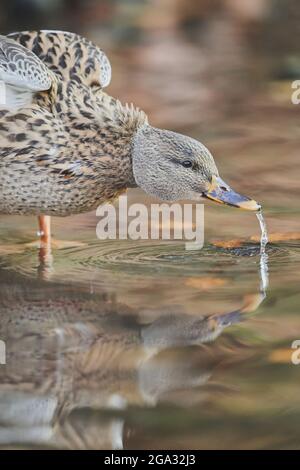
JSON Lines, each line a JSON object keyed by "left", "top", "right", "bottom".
{"left": 0, "top": 238, "right": 298, "bottom": 289}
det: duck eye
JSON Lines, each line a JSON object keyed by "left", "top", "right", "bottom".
{"left": 182, "top": 160, "right": 193, "bottom": 168}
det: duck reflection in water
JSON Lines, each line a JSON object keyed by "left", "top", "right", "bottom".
{"left": 0, "top": 270, "right": 264, "bottom": 450}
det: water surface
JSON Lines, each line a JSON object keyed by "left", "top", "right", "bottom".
{"left": 0, "top": 191, "right": 299, "bottom": 450}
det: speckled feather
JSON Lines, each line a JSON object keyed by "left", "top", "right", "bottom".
{"left": 0, "top": 31, "right": 147, "bottom": 216}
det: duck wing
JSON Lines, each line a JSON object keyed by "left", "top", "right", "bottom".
{"left": 0, "top": 34, "right": 53, "bottom": 109}
{"left": 9, "top": 30, "right": 111, "bottom": 90}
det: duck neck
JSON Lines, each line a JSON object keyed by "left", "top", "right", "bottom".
{"left": 96, "top": 93, "right": 149, "bottom": 188}
{"left": 61, "top": 87, "right": 149, "bottom": 190}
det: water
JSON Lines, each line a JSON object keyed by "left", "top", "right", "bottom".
{"left": 257, "top": 211, "right": 269, "bottom": 256}
{"left": 0, "top": 198, "right": 299, "bottom": 449}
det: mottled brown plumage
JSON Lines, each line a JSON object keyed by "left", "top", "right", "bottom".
{"left": 0, "top": 31, "right": 148, "bottom": 217}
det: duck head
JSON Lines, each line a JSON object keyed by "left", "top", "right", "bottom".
{"left": 132, "top": 125, "right": 260, "bottom": 210}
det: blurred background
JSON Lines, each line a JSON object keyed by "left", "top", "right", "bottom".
{"left": 1, "top": 0, "right": 299, "bottom": 127}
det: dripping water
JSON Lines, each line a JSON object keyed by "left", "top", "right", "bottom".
{"left": 256, "top": 210, "right": 269, "bottom": 296}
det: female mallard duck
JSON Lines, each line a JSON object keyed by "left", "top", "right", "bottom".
{"left": 0, "top": 30, "right": 260, "bottom": 244}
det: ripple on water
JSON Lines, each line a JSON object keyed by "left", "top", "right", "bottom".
{"left": 0, "top": 238, "right": 298, "bottom": 288}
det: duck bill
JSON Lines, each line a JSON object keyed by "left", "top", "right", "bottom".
{"left": 203, "top": 176, "right": 261, "bottom": 211}
{"left": 215, "top": 310, "right": 242, "bottom": 328}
